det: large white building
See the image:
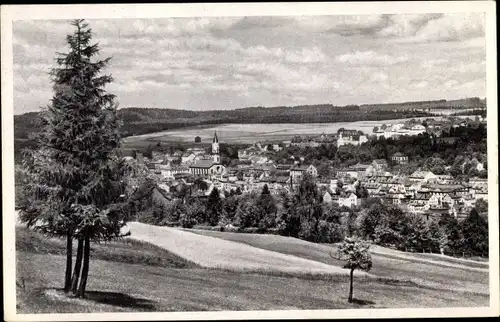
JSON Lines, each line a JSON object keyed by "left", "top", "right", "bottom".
{"left": 376, "top": 123, "right": 426, "bottom": 139}
{"left": 337, "top": 130, "right": 368, "bottom": 147}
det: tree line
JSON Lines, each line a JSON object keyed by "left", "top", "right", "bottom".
{"left": 137, "top": 173, "right": 489, "bottom": 257}
{"left": 262, "top": 124, "right": 487, "bottom": 178}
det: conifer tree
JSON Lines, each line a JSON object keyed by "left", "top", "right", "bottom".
{"left": 19, "top": 19, "right": 129, "bottom": 298}
{"left": 207, "top": 187, "right": 222, "bottom": 226}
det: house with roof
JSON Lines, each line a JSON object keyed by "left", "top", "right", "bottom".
{"left": 181, "top": 152, "right": 196, "bottom": 164}
{"left": 159, "top": 164, "right": 190, "bottom": 179}
{"left": 391, "top": 152, "right": 408, "bottom": 164}
{"left": 409, "top": 124, "right": 426, "bottom": 136}
{"left": 337, "top": 129, "right": 368, "bottom": 147}
{"left": 290, "top": 164, "right": 318, "bottom": 179}
{"left": 238, "top": 146, "right": 260, "bottom": 160}
{"left": 372, "top": 159, "right": 389, "bottom": 172}
{"left": 249, "top": 155, "right": 269, "bottom": 165}
{"left": 374, "top": 128, "right": 386, "bottom": 138}
{"left": 320, "top": 190, "right": 331, "bottom": 204}
{"left": 469, "top": 177, "right": 488, "bottom": 188}
{"left": 338, "top": 192, "right": 359, "bottom": 208}
{"left": 473, "top": 187, "right": 488, "bottom": 200}
{"left": 409, "top": 170, "right": 437, "bottom": 183}
{"left": 347, "top": 163, "right": 373, "bottom": 178}
{"left": 336, "top": 167, "right": 359, "bottom": 179}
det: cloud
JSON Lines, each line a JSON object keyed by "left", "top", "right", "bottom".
{"left": 411, "top": 80, "right": 429, "bottom": 89}
{"left": 388, "top": 13, "right": 485, "bottom": 43}
{"left": 377, "top": 14, "right": 443, "bottom": 38}
{"left": 336, "top": 50, "right": 408, "bottom": 66}
{"left": 370, "top": 72, "right": 388, "bottom": 82}
{"left": 295, "top": 15, "right": 390, "bottom": 36}
{"left": 229, "top": 16, "right": 294, "bottom": 30}
{"left": 11, "top": 14, "right": 486, "bottom": 114}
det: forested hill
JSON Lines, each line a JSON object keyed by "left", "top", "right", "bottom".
{"left": 359, "top": 97, "right": 486, "bottom": 111}
{"left": 14, "top": 97, "right": 484, "bottom": 140}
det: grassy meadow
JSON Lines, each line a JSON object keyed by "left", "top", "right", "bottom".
{"left": 15, "top": 225, "right": 489, "bottom": 313}
{"left": 188, "top": 229, "right": 489, "bottom": 295}
{"left": 121, "top": 117, "right": 436, "bottom": 148}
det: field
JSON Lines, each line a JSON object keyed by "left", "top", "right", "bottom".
{"left": 187, "top": 229, "right": 489, "bottom": 295}
{"left": 16, "top": 226, "right": 489, "bottom": 313}
{"left": 124, "top": 222, "right": 361, "bottom": 277}
{"left": 121, "top": 118, "right": 429, "bottom": 147}
{"left": 121, "top": 115, "right": 478, "bottom": 150}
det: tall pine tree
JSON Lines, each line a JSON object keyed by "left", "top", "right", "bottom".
{"left": 19, "top": 19, "right": 129, "bottom": 298}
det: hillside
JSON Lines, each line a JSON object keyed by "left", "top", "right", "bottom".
{"left": 359, "top": 97, "right": 486, "bottom": 111}
{"left": 187, "top": 229, "right": 488, "bottom": 295}
{"left": 13, "top": 97, "right": 484, "bottom": 158}
{"left": 16, "top": 225, "right": 488, "bottom": 313}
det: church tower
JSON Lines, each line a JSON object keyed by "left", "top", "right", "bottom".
{"left": 212, "top": 131, "right": 220, "bottom": 163}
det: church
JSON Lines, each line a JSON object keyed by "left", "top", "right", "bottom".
{"left": 189, "top": 131, "right": 226, "bottom": 177}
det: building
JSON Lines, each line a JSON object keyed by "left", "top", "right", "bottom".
{"left": 189, "top": 132, "right": 225, "bottom": 177}
{"left": 338, "top": 192, "right": 359, "bottom": 208}
{"left": 372, "top": 159, "right": 389, "bottom": 172}
{"left": 337, "top": 129, "right": 368, "bottom": 147}
{"left": 290, "top": 164, "right": 318, "bottom": 179}
{"left": 409, "top": 170, "right": 437, "bottom": 183}
{"left": 409, "top": 124, "right": 426, "bottom": 136}
{"left": 391, "top": 152, "right": 408, "bottom": 164}
{"left": 181, "top": 152, "right": 196, "bottom": 164}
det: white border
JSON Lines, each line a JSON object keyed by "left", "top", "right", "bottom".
{"left": 2, "top": 2, "right": 498, "bottom": 321}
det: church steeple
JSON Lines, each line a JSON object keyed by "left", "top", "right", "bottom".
{"left": 212, "top": 131, "right": 220, "bottom": 163}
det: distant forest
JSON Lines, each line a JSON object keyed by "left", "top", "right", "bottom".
{"left": 14, "top": 97, "right": 485, "bottom": 158}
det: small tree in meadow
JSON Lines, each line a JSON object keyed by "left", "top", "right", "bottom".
{"left": 330, "top": 237, "right": 372, "bottom": 303}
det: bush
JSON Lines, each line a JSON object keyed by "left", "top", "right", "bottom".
{"left": 239, "top": 227, "right": 262, "bottom": 234}
{"left": 192, "top": 225, "right": 222, "bottom": 231}
{"left": 158, "top": 220, "right": 180, "bottom": 227}
{"left": 179, "top": 213, "right": 197, "bottom": 228}
{"left": 136, "top": 210, "right": 157, "bottom": 225}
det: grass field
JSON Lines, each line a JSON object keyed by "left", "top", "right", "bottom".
{"left": 16, "top": 227, "right": 489, "bottom": 313}
{"left": 187, "top": 229, "right": 489, "bottom": 295}
{"left": 16, "top": 226, "right": 198, "bottom": 269}
{"left": 124, "top": 222, "right": 361, "bottom": 277}
{"left": 122, "top": 117, "right": 438, "bottom": 147}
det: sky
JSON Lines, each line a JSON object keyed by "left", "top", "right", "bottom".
{"left": 13, "top": 13, "right": 486, "bottom": 114}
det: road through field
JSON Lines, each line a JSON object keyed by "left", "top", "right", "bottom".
{"left": 124, "top": 222, "right": 368, "bottom": 277}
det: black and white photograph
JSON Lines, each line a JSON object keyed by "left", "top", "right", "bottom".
{"left": 1, "top": 2, "right": 498, "bottom": 321}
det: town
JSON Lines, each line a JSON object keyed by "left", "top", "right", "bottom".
{"left": 10, "top": 13, "right": 493, "bottom": 315}
{"left": 128, "top": 114, "right": 488, "bottom": 224}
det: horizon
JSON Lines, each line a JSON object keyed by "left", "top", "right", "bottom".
{"left": 14, "top": 96, "right": 487, "bottom": 116}
{"left": 13, "top": 14, "right": 486, "bottom": 115}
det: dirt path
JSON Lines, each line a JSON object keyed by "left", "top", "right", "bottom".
{"left": 123, "top": 222, "right": 369, "bottom": 277}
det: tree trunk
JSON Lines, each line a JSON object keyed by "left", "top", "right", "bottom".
{"left": 64, "top": 228, "right": 73, "bottom": 293}
{"left": 348, "top": 268, "right": 354, "bottom": 303}
{"left": 71, "top": 237, "right": 84, "bottom": 294}
{"left": 77, "top": 231, "right": 91, "bottom": 298}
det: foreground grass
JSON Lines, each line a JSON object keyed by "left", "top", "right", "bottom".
{"left": 17, "top": 252, "right": 488, "bottom": 313}
{"left": 16, "top": 227, "right": 198, "bottom": 269}
{"left": 15, "top": 227, "right": 489, "bottom": 313}
{"left": 188, "top": 229, "right": 489, "bottom": 295}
